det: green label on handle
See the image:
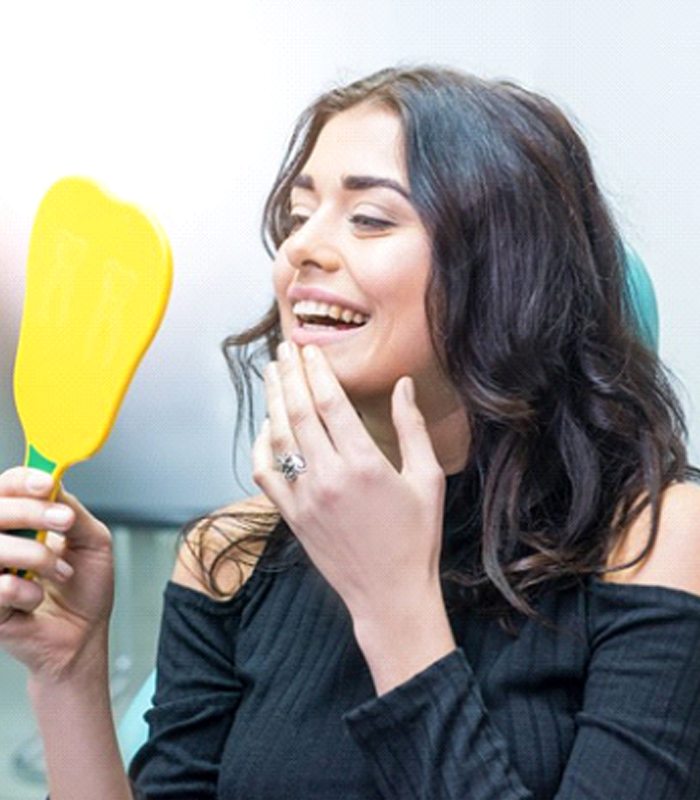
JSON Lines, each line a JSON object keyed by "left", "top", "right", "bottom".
{"left": 26, "top": 443, "right": 57, "bottom": 474}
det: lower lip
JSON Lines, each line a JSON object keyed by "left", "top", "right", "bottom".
{"left": 290, "top": 321, "right": 368, "bottom": 347}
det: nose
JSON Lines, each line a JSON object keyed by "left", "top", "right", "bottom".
{"left": 283, "top": 215, "right": 343, "bottom": 274}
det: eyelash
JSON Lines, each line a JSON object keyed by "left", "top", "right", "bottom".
{"left": 350, "top": 214, "right": 395, "bottom": 231}
{"left": 287, "top": 213, "right": 395, "bottom": 233}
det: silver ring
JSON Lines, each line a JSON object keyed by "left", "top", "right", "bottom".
{"left": 274, "top": 452, "right": 308, "bottom": 482}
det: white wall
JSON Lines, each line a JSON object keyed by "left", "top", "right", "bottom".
{"left": 1, "top": 0, "right": 698, "bottom": 522}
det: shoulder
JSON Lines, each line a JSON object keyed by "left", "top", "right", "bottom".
{"left": 603, "top": 482, "right": 700, "bottom": 596}
{"left": 171, "top": 493, "right": 278, "bottom": 600}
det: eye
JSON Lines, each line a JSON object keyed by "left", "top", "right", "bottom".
{"left": 348, "top": 214, "right": 395, "bottom": 231}
{"left": 287, "top": 213, "right": 309, "bottom": 233}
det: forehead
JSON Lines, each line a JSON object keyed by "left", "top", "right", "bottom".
{"left": 301, "top": 104, "right": 407, "bottom": 183}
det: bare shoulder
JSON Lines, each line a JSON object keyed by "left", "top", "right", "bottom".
{"left": 604, "top": 482, "right": 700, "bottom": 596}
{"left": 171, "top": 493, "right": 278, "bottom": 599}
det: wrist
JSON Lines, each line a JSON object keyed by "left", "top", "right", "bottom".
{"left": 27, "top": 624, "right": 110, "bottom": 694}
{"left": 351, "top": 586, "right": 457, "bottom": 696}
{"left": 349, "top": 573, "right": 446, "bottom": 632}
{"left": 28, "top": 666, "right": 110, "bottom": 718}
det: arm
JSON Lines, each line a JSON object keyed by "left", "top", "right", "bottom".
{"left": 127, "top": 498, "right": 271, "bottom": 799}
{"left": 29, "top": 632, "right": 133, "bottom": 800}
{"left": 342, "top": 483, "right": 700, "bottom": 800}
{"left": 0, "top": 467, "right": 132, "bottom": 800}
{"left": 256, "top": 346, "right": 537, "bottom": 797}
{"left": 345, "top": 590, "right": 700, "bottom": 799}
{"left": 351, "top": 582, "right": 457, "bottom": 697}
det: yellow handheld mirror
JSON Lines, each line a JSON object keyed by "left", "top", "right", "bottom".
{"left": 9, "top": 177, "right": 172, "bottom": 572}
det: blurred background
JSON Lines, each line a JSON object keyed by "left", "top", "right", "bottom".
{"left": 1, "top": 1, "right": 698, "bottom": 796}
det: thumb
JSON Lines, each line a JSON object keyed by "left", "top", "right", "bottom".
{"left": 391, "top": 377, "right": 440, "bottom": 477}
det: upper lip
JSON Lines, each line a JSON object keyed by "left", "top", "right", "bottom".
{"left": 286, "top": 285, "right": 370, "bottom": 316}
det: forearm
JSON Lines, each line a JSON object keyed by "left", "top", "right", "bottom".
{"left": 27, "top": 633, "right": 132, "bottom": 800}
{"left": 343, "top": 647, "right": 534, "bottom": 800}
{"left": 352, "top": 584, "right": 457, "bottom": 696}
{"left": 347, "top": 584, "right": 534, "bottom": 800}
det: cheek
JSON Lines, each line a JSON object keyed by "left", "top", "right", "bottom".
{"left": 373, "top": 243, "right": 432, "bottom": 329}
{"left": 272, "top": 253, "right": 295, "bottom": 334}
{"left": 272, "top": 250, "right": 291, "bottom": 295}
{"left": 374, "top": 247, "right": 437, "bottom": 371}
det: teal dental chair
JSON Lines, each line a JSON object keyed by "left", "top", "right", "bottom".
{"left": 115, "top": 244, "right": 660, "bottom": 765}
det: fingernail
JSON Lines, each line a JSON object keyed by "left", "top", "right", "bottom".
{"left": 403, "top": 376, "right": 415, "bottom": 402}
{"left": 55, "top": 559, "right": 74, "bottom": 582}
{"left": 44, "top": 506, "right": 72, "bottom": 527}
{"left": 278, "top": 341, "right": 290, "bottom": 360}
{"left": 26, "top": 470, "right": 53, "bottom": 494}
{"left": 302, "top": 345, "right": 319, "bottom": 361}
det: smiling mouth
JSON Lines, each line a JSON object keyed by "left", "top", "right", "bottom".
{"left": 292, "top": 299, "right": 370, "bottom": 330}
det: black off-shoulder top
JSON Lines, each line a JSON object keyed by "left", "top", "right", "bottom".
{"left": 129, "top": 475, "right": 700, "bottom": 799}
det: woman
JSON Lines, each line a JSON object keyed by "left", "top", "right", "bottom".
{"left": 1, "top": 66, "right": 700, "bottom": 799}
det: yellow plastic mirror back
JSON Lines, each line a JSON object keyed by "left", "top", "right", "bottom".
{"left": 13, "top": 177, "right": 172, "bottom": 479}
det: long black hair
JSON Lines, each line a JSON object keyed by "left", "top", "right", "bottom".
{"left": 183, "top": 66, "right": 698, "bottom": 630}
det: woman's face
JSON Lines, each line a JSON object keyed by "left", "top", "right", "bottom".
{"left": 273, "top": 103, "right": 452, "bottom": 409}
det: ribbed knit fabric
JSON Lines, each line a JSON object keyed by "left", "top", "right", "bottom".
{"left": 129, "top": 478, "right": 700, "bottom": 799}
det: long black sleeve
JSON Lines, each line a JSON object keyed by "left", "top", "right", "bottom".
{"left": 128, "top": 582, "right": 250, "bottom": 799}
{"left": 343, "top": 578, "right": 700, "bottom": 800}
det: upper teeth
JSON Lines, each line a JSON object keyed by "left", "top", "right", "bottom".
{"left": 292, "top": 300, "right": 369, "bottom": 325}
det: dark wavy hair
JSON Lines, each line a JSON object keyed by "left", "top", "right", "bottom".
{"left": 182, "top": 66, "right": 698, "bottom": 631}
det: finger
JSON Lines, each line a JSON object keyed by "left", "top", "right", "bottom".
{"left": 0, "top": 572, "right": 44, "bottom": 619}
{"left": 0, "top": 490, "right": 69, "bottom": 580}
{"left": 251, "top": 418, "right": 294, "bottom": 505}
{"left": 0, "top": 467, "right": 56, "bottom": 499}
{"left": 391, "top": 377, "right": 442, "bottom": 478}
{"left": 53, "top": 486, "right": 111, "bottom": 550}
{"left": 264, "top": 361, "right": 299, "bottom": 457}
{"left": 300, "top": 344, "right": 376, "bottom": 458}
{"left": 0, "top": 533, "right": 74, "bottom": 583}
{"left": 252, "top": 418, "right": 274, "bottom": 483}
{"left": 0, "top": 496, "right": 75, "bottom": 534}
{"left": 44, "top": 531, "right": 67, "bottom": 558}
{"left": 276, "top": 342, "right": 332, "bottom": 461}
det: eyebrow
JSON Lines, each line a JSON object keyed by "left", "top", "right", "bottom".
{"left": 291, "top": 173, "right": 412, "bottom": 201}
